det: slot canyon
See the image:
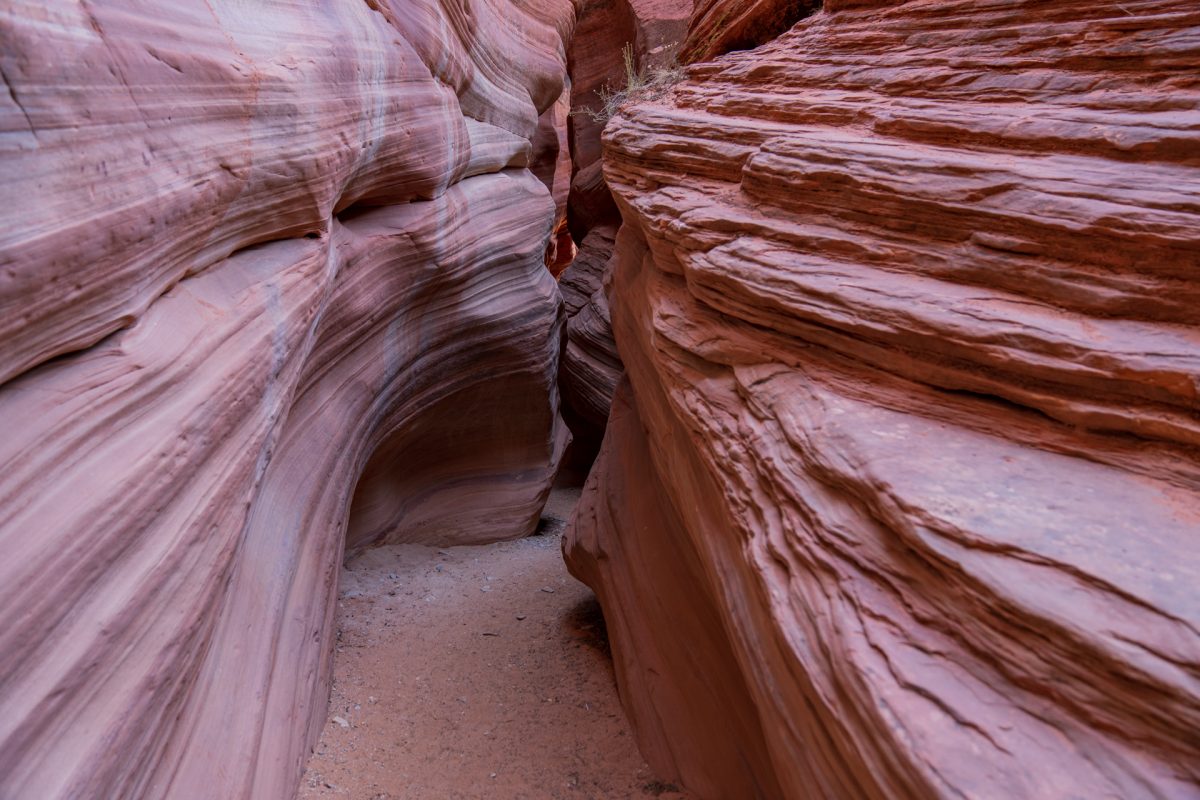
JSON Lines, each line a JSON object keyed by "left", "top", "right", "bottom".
{"left": 0, "top": 0, "right": 1197, "bottom": 798}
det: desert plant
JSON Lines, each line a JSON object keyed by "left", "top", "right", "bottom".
{"left": 573, "top": 43, "right": 684, "bottom": 125}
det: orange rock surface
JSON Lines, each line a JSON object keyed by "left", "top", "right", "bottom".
{"left": 566, "top": 1, "right": 1200, "bottom": 797}
{"left": 3, "top": 0, "right": 1199, "bottom": 798}
{"left": 558, "top": 0, "right": 693, "bottom": 459}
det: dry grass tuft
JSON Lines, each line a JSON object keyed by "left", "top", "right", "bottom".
{"left": 573, "top": 43, "right": 684, "bottom": 125}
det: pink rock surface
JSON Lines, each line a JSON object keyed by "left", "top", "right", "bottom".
{"left": 679, "top": 0, "right": 820, "bottom": 63}
{"left": 566, "top": 1, "right": 1200, "bottom": 797}
{"left": 557, "top": 225, "right": 624, "bottom": 457}
{"left": 558, "top": 0, "right": 691, "bottom": 456}
{"left": 566, "top": 0, "right": 693, "bottom": 239}
{"left": 0, "top": 1, "right": 572, "bottom": 798}
{"left": 532, "top": 82, "right": 576, "bottom": 273}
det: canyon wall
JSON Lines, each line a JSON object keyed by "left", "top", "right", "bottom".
{"left": 0, "top": 1, "right": 572, "bottom": 797}
{"left": 558, "top": 0, "right": 693, "bottom": 460}
{"left": 679, "top": 0, "right": 819, "bottom": 63}
{"left": 565, "top": 1, "right": 1200, "bottom": 798}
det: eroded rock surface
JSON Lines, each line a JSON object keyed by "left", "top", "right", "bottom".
{"left": 566, "top": 0, "right": 693, "bottom": 239}
{"left": 566, "top": 1, "right": 1200, "bottom": 797}
{"left": 557, "top": 224, "right": 623, "bottom": 456}
{"left": 0, "top": 1, "right": 572, "bottom": 798}
{"left": 559, "top": 0, "right": 693, "bottom": 459}
{"left": 679, "top": 0, "right": 820, "bottom": 63}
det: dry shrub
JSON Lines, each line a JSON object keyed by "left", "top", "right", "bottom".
{"left": 573, "top": 43, "right": 684, "bottom": 124}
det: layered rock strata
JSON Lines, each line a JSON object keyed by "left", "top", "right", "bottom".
{"left": 557, "top": 224, "right": 623, "bottom": 456}
{"left": 0, "top": 1, "right": 571, "bottom": 797}
{"left": 559, "top": 0, "right": 694, "bottom": 459}
{"left": 566, "top": 0, "right": 693, "bottom": 240}
{"left": 566, "top": 1, "right": 1200, "bottom": 798}
{"left": 679, "top": 0, "right": 820, "bottom": 63}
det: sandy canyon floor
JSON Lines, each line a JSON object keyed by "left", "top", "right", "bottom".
{"left": 299, "top": 488, "right": 689, "bottom": 800}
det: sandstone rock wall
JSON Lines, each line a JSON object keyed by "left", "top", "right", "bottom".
{"left": 558, "top": 0, "right": 693, "bottom": 461}
{"left": 532, "top": 82, "right": 576, "bottom": 273}
{"left": 679, "top": 0, "right": 820, "bottom": 63}
{"left": 566, "top": 1, "right": 1200, "bottom": 797}
{"left": 557, "top": 224, "right": 623, "bottom": 456}
{"left": 0, "top": 1, "right": 572, "bottom": 797}
{"left": 566, "top": 0, "right": 693, "bottom": 240}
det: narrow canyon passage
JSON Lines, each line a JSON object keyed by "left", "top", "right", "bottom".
{"left": 299, "top": 487, "right": 689, "bottom": 800}
{"left": 1, "top": 1, "right": 1197, "bottom": 799}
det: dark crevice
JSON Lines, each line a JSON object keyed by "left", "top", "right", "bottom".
{"left": 682, "top": 0, "right": 823, "bottom": 64}
{"left": 725, "top": 0, "right": 822, "bottom": 55}
{"left": 0, "top": 63, "right": 38, "bottom": 140}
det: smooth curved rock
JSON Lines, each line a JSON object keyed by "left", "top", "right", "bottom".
{"left": 558, "top": 228, "right": 622, "bottom": 417}
{"left": 532, "top": 82, "right": 576, "bottom": 273}
{"left": 156, "top": 171, "right": 567, "bottom": 800}
{"left": 0, "top": 0, "right": 569, "bottom": 385}
{"left": 566, "top": 1, "right": 1200, "bottom": 797}
{"left": 0, "top": 2, "right": 572, "bottom": 798}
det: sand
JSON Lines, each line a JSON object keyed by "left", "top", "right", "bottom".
{"left": 298, "top": 488, "right": 689, "bottom": 800}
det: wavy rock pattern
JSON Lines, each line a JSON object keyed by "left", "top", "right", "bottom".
{"left": 566, "top": 1, "right": 1200, "bottom": 798}
{"left": 558, "top": 224, "right": 623, "bottom": 454}
{"left": 0, "top": 1, "right": 571, "bottom": 797}
{"left": 680, "top": 0, "right": 819, "bottom": 63}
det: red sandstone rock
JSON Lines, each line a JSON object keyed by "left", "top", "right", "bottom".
{"left": 558, "top": 225, "right": 624, "bottom": 457}
{"left": 533, "top": 83, "right": 576, "bottom": 273}
{"left": 0, "top": 2, "right": 572, "bottom": 798}
{"left": 558, "top": 0, "right": 691, "bottom": 455}
{"left": 566, "top": 1, "right": 1200, "bottom": 797}
{"left": 679, "top": 0, "right": 820, "bottom": 63}
{"left": 566, "top": 0, "right": 693, "bottom": 240}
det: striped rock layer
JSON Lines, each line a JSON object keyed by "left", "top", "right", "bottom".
{"left": 0, "top": 1, "right": 572, "bottom": 797}
{"left": 565, "top": 1, "right": 1200, "bottom": 798}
